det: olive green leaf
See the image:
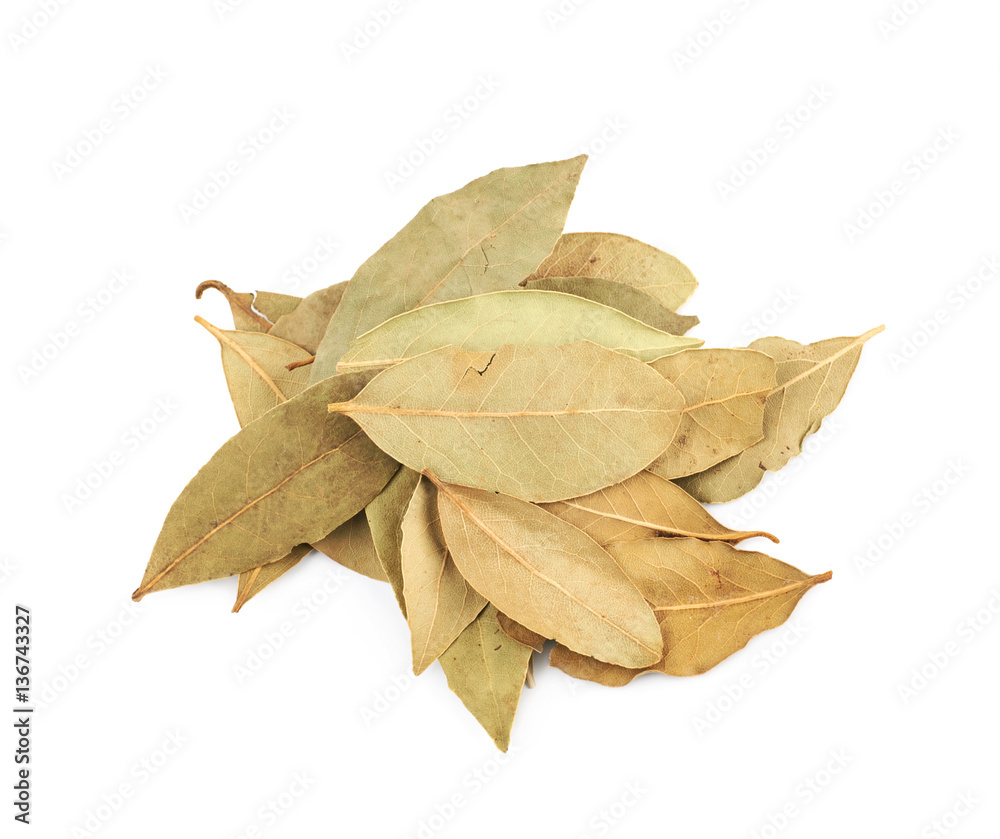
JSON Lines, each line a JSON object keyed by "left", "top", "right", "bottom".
{"left": 335, "top": 290, "right": 702, "bottom": 372}
{"left": 430, "top": 476, "right": 663, "bottom": 668}
{"left": 195, "top": 316, "right": 313, "bottom": 427}
{"left": 233, "top": 545, "right": 312, "bottom": 612}
{"left": 676, "top": 327, "right": 884, "bottom": 503}
{"left": 647, "top": 348, "right": 777, "bottom": 480}
{"left": 312, "top": 511, "right": 389, "bottom": 583}
{"left": 551, "top": 539, "right": 831, "bottom": 685}
{"left": 439, "top": 604, "right": 532, "bottom": 752}
{"left": 497, "top": 613, "right": 546, "bottom": 652}
{"left": 132, "top": 371, "right": 397, "bottom": 600}
{"left": 365, "top": 466, "right": 420, "bottom": 617}
{"left": 522, "top": 276, "right": 699, "bottom": 336}
{"left": 400, "top": 477, "right": 487, "bottom": 674}
{"left": 311, "top": 155, "right": 588, "bottom": 381}
{"left": 540, "top": 470, "right": 776, "bottom": 547}
{"left": 521, "top": 232, "right": 697, "bottom": 311}
{"left": 269, "top": 282, "right": 347, "bottom": 354}
{"left": 329, "top": 342, "right": 686, "bottom": 503}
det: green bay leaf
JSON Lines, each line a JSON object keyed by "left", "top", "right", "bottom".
{"left": 336, "top": 290, "right": 702, "bottom": 372}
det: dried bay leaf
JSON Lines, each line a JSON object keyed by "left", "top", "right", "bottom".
{"left": 497, "top": 613, "right": 546, "bottom": 653}
{"left": 523, "top": 276, "right": 699, "bottom": 335}
{"left": 439, "top": 604, "right": 532, "bottom": 752}
{"left": 522, "top": 232, "right": 697, "bottom": 311}
{"left": 336, "top": 289, "right": 702, "bottom": 372}
{"left": 311, "top": 156, "right": 588, "bottom": 381}
{"left": 312, "top": 511, "right": 389, "bottom": 583}
{"left": 676, "top": 327, "right": 884, "bottom": 503}
{"left": 647, "top": 348, "right": 777, "bottom": 480}
{"left": 400, "top": 477, "right": 486, "bottom": 674}
{"left": 329, "top": 342, "right": 686, "bottom": 503}
{"left": 253, "top": 291, "right": 302, "bottom": 324}
{"left": 365, "top": 467, "right": 421, "bottom": 617}
{"left": 195, "top": 280, "right": 299, "bottom": 332}
{"left": 132, "top": 371, "right": 397, "bottom": 600}
{"left": 540, "top": 470, "right": 776, "bottom": 547}
{"left": 550, "top": 538, "right": 831, "bottom": 685}
{"left": 269, "top": 282, "right": 347, "bottom": 354}
{"left": 233, "top": 545, "right": 312, "bottom": 612}
{"left": 431, "top": 476, "right": 663, "bottom": 668}
{"left": 196, "top": 316, "right": 313, "bottom": 427}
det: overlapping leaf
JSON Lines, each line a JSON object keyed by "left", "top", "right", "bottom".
{"left": 311, "top": 155, "right": 588, "bottom": 380}
{"left": 269, "top": 282, "right": 347, "bottom": 354}
{"left": 336, "top": 290, "right": 702, "bottom": 372}
{"left": 329, "top": 342, "right": 686, "bottom": 503}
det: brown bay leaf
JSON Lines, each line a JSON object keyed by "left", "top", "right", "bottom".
{"left": 522, "top": 231, "right": 698, "bottom": 311}
{"left": 195, "top": 280, "right": 299, "bottom": 332}
{"left": 311, "top": 156, "right": 587, "bottom": 381}
{"left": 497, "top": 613, "right": 546, "bottom": 653}
{"left": 253, "top": 291, "right": 302, "bottom": 324}
{"left": 647, "top": 348, "right": 777, "bottom": 480}
{"left": 400, "top": 476, "right": 486, "bottom": 674}
{"left": 540, "top": 470, "right": 776, "bottom": 546}
{"left": 521, "top": 276, "right": 699, "bottom": 336}
{"left": 312, "top": 510, "right": 389, "bottom": 583}
{"left": 132, "top": 371, "right": 397, "bottom": 600}
{"left": 365, "top": 466, "right": 421, "bottom": 617}
{"left": 550, "top": 538, "right": 831, "bottom": 685}
{"left": 329, "top": 342, "right": 685, "bottom": 503}
{"left": 430, "top": 476, "right": 663, "bottom": 668}
{"left": 439, "top": 604, "right": 532, "bottom": 752}
{"left": 269, "top": 282, "right": 347, "bottom": 354}
{"left": 676, "top": 327, "right": 884, "bottom": 503}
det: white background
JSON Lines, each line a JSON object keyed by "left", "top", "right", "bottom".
{"left": 3, "top": 1, "right": 998, "bottom": 837}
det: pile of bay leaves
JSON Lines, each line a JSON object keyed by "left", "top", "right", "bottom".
{"left": 133, "top": 156, "right": 881, "bottom": 750}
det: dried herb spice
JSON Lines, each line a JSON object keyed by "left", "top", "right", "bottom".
{"left": 134, "top": 156, "right": 881, "bottom": 751}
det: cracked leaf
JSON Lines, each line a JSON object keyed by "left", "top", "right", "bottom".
{"left": 329, "top": 342, "right": 686, "bottom": 503}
